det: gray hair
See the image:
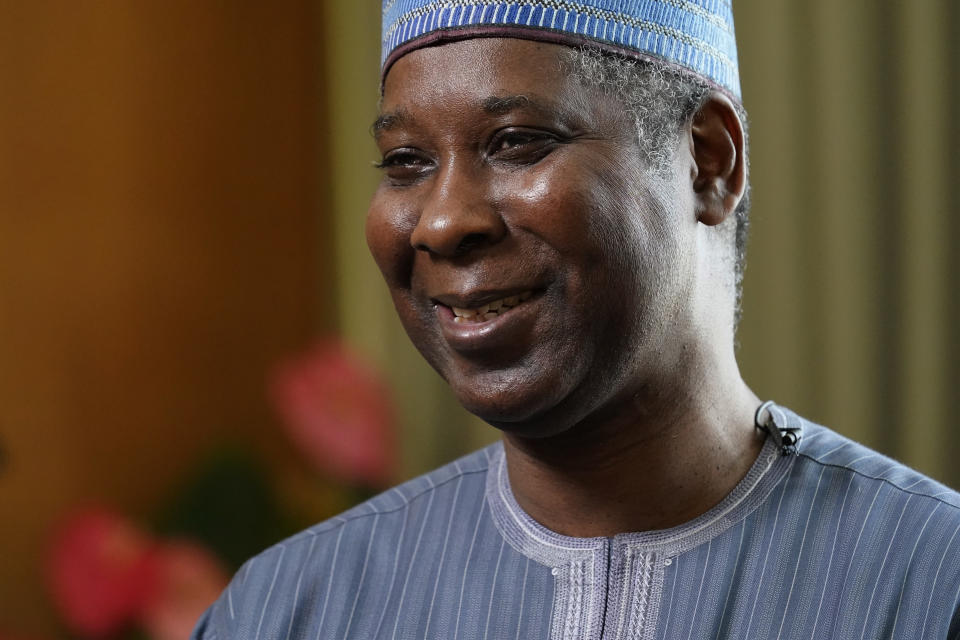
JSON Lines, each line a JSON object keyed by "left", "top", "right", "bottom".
{"left": 560, "top": 47, "right": 751, "bottom": 322}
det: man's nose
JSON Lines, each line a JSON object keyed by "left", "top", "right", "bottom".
{"left": 409, "top": 161, "right": 506, "bottom": 257}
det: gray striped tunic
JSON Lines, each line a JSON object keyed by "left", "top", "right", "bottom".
{"left": 192, "top": 405, "right": 960, "bottom": 639}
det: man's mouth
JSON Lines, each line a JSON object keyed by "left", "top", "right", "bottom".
{"left": 449, "top": 290, "right": 534, "bottom": 323}
{"left": 431, "top": 286, "right": 545, "bottom": 355}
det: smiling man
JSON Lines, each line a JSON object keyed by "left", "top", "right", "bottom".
{"left": 193, "top": 2, "right": 960, "bottom": 639}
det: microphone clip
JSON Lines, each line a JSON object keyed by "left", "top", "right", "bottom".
{"left": 754, "top": 401, "right": 802, "bottom": 456}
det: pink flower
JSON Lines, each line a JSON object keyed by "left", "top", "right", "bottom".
{"left": 139, "top": 541, "right": 229, "bottom": 640}
{"left": 46, "top": 508, "right": 159, "bottom": 637}
{"left": 269, "top": 340, "right": 397, "bottom": 488}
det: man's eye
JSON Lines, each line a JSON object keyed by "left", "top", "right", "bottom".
{"left": 494, "top": 132, "right": 538, "bottom": 151}
{"left": 375, "top": 151, "right": 431, "bottom": 170}
{"left": 375, "top": 150, "right": 434, "bottom": 184}
{"left": 488, "top": 130, "right": 557, "bottom": 162}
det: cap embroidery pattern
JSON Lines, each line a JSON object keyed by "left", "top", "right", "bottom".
{"left": 382, "top": 0, "right": 741, "bottom": 99}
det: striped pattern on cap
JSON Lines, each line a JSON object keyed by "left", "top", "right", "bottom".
{"left": 382, "top": 0, "right": 742, "bottom": 99}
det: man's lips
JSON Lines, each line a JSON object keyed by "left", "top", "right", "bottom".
{"left": 431, "top": 287, "right": 537, "bottom": 311}
{"left": 436, "top": 290, "right": 534, "bottom": 323}
{"left": 431, "top": 287, "right": 544, "bottom": 354}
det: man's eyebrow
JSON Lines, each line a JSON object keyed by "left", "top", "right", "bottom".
{"left": 483, "top": 94, "right": 578, "bottom": 124}
{"left": 482, "top": 95, "right": 535, "bottom": 115}
{"left": 372, "top": 95, "right": 574, "bottom": 138}
{"left": 371, "top": 108, "right": 411, "bottom": 139}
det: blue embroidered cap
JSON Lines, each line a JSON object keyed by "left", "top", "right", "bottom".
{"left": 382, "top": 1, "right": 741, "bottom": 100}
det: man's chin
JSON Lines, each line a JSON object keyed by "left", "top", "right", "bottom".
{"left": 434, "top": 347, "right": 595, "bottom": 436}
{"left": 454, "top": 384, "right": 584, "bottom": 440}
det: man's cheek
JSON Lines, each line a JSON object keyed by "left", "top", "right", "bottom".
{"left": 495, "top": 169, "right": 599, "bottom": 243}
{"left": 365, "top": 201, "right": 417, "bottom": 288}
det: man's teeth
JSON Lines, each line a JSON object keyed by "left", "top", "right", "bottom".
{"left": 452, "top": 291, "right": 533, "bottom": 323}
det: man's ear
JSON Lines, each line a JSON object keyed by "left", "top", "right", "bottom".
{"left": 690, "top": 92, "right": 746, "bottom": 227}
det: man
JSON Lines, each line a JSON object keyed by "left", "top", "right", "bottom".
{"left": 193, "top": 1, "right": 960, "bottom": 638}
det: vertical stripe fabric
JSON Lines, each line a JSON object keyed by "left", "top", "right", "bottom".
{"left": 193, "top": 405, "right": 960, "bottom": 639}
{"left": 380, "top": 0, "right": 742, "bottom": 99}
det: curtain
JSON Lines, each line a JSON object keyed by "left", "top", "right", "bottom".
{"left": 737, "top": 0, "right": 959, "bottom": 487}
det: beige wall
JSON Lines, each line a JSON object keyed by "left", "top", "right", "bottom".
{"left": 0, "top": 2, "right": 322, "bottom": 631}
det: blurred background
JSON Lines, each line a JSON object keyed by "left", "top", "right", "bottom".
{"left": 1, "top": 0, "right": 957, "bottom": 636}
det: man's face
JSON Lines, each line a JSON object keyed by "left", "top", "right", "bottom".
{"left": 367, "top": 38, "right": 697, "bottom": 438}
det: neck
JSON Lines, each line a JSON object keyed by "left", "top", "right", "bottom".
{"left": 501, "top": 356, "right": 764, "bottom": 538}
